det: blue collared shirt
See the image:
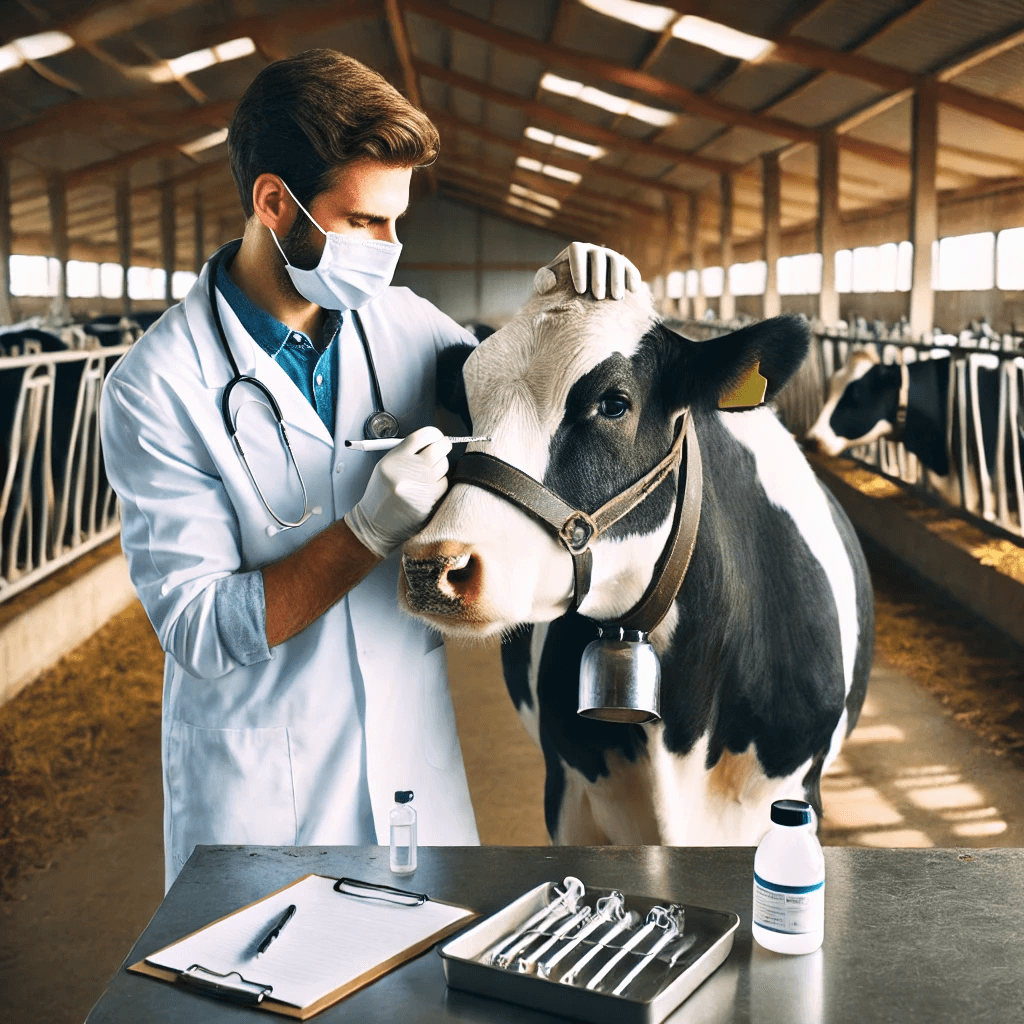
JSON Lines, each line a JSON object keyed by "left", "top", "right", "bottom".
{"left": 215, "top": 241, "right": 341, "bottom": 435}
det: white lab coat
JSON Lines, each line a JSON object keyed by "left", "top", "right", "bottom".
{"left": 101, "top": 254, "right": 479, "bottom": 889}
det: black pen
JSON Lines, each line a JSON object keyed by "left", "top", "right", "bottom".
{"left": 255, "top": 904, "right": 297, "bottom": 958}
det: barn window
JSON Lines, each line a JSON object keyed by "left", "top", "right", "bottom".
{"left": 9, "top": 255, "right": 59, "bottom": 297}
{"left": 685, "top": 269, "right": 700, "bottom": 297}
{"left": 665, "top": 271, "right": 685, "bottom": 298}
{"left": 936, "top": 232, "right": 995, "bottom": 291}
{"left": 67, "top": 261, "right": 100, "bottom": 298}
{"left": 996, "top": 228, "right": 1024, "bottom": 290}
{"left": 729, "top": 261, "right": 766, "bottom": 295}
{"left": 127, "top": 267, "right": 167, "bottom": 301}
{"left": 172, "top": 272, "right": 198, "bottom": 300}
{"left": 701, "top": 266, "right": 724, "bottom": 297}
{"left": 777, "top": 253, "right": 822, "bottom": 295}
{"left": 515, "top": 157, "right": 582, "bottom": 185}
{"left": 100, "top": 264, "right": 124, "bottom": 299}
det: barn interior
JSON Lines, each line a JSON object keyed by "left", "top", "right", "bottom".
{"left": 2, "top": 1, "right": 1024, "bottom": 1022}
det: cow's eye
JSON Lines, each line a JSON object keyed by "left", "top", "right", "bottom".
{"left": 598, "top": 393, "right": 630, "bottom": 419}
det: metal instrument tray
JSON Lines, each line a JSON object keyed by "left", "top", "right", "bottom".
{"left": 439, "top": 881, "right": 739, "bottom": 1024}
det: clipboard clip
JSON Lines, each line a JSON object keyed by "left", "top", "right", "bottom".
{"left": 334, "top": 876, "right": 429, "bottom": 907}
{"left": 177, "top": 964, "right": 274, "bottom": 1005}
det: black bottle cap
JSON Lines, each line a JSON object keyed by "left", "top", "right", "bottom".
{"left": 771, "top": 799, "right": 813, "bottom": 826}
{"left": 395, "top": 790, "right": 414, "bottom": 804}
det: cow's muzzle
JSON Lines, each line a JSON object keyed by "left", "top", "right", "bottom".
{"left": 402, "top": 541, "right": 483, "bottom": 616}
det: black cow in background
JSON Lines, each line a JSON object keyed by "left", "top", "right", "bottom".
{"left": 805, "top": 346, "right": 1011, "bottom": 512}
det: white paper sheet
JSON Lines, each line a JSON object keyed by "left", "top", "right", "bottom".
{"left": 146, "top": 875, "right": 473, "bottom": 1008}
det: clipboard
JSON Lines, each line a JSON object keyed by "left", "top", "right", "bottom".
{"left": 129, "top": 875, "right": 477, "bottom": 1019}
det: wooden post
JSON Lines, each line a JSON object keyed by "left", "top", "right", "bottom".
{"left": 116, "top": 165, "right": 132, "bottom": 316}
{"left": 47, "top": 171, "right": 68, "bottom": 321}
{"left": 689, "top": 191, "right": 706, "bottom": 320}
{"left": 816, "top": 128, "right": 840, "bottom": 327}
{"left": 473, "top": 206, "right": 483, "bottom": 321}
{"left": 909, "top": 79, "right": 938, "bottom": 340}
{"left": 718, "top": 173, "right": 734, "bottom": 322}
{"left": 193, "top": 190, "right": 205, "bottom": 275}
{"left": 0, "top": 155, "right": 12, "bottom": 325}
{"left": 668, "top": 195, "right": 689, "bottom": 319}
{"left": 161, "top": 169, "right": 175, "bottom": 305}
{"left": 761, "top": 152, "right": 781, "bottom": 320}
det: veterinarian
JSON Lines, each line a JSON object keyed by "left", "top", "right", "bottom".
{"left": 100, "top": 49, "right": 640, "bottom": 889}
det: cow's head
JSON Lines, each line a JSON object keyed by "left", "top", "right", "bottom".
{"left": 805, "top": 349, "right": 901, "bottom": 455}
{"left": 402, "top": 267, "right": 810, "bottom": 638}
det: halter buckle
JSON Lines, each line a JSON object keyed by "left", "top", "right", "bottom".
{"left": 559, "top": 512, "right": 597, "bottom": 553}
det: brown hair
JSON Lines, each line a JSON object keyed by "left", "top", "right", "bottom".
{"left": 228, "top": 50, "right": 439, "bottom": 217}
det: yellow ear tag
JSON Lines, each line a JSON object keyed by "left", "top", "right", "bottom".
{"left": 719, "top": 361, "right": 768, "bottom": 409}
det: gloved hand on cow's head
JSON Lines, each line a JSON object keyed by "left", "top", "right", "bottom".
{"left": 343, "top": 427, "right": 452, "bottom": 558}
{"left": 536, "top": 242, "right": 642, "bottom": 301}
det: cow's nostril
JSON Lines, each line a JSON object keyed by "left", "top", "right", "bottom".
{"left": 439, "top": 553, "right": 480, "bottom": 602}
{"left": 402, "top": 545, "right": 483, "bottom": 615}
{"left": 446, "top": 557, "right": 475, "bottom": 588}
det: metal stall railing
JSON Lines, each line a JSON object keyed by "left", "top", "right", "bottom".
{"left": 0, "top": 345, "right": 131, "bottom": 603}
{"left": 668, "top": 318, "right": 1024, "bottom": 541}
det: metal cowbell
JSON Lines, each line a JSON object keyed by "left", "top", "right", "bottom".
{"left": 578, "top": 629, "right": 661, "bottom": 723}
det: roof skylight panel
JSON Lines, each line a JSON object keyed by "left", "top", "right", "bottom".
{"left": 0, "top": 31, "right": 75, "bottom": 74}
{"left": 151, "top": 37, "right": 256, "bottom": 83}
{"left": 672, "top": 16, "right": 773, "bottom": 61}
{"left": 180, "top": 128, "right": 229, "bottom": 156}
{"left": 524, "top": 127, "right": 606, "bottom": 160}
{"left": 580, "top": 1, "right": 773, "bottom": 62}
{"left": 540, "top": 73, "right": 676, "bottom": 127}
{"left": 507, "top": 195, "right": 556, "bottom": 218}
{"left": 579, "top": 0, "right": 676, "bottom": 33}
{"left": 509, "top": 182, "right": 561, "bottom": 209}
{"left": 515, "top": 157, "right": 584, "bottom": 184}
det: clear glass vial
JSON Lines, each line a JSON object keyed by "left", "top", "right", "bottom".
{"left": 389, "top": 790, "right": 417, "bottom": 875}
{"left": 752, "top": 799, "right": 824, "bottom": 955}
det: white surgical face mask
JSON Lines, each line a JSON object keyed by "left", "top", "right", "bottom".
{"left": 269, "top": 179, "right": 402, "bottom": 310}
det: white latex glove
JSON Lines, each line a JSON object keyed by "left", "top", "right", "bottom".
{"left": 344, "top": 426, "right": 452, "bottom": 557}
{"left": 535, "top": 242, "right": 642, "bottom": 300}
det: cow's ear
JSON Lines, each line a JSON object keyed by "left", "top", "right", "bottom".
{"left": 670, "top": 314, "right": 810, "bottom": 412}
{"left": 436, "top": 343, "right": 475, "bottom": 430}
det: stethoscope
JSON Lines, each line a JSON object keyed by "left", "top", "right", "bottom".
{"left": 209, "top": 265, "right": 400, "bottom": 531}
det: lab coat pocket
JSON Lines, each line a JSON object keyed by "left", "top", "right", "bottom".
{"left": 419, "top": 644, "right": 461, "bottom": 771}
{"left": 167, "top": 720, "right": 297, "bottom": 870}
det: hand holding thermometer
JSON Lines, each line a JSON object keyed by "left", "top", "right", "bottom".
{"left": 345, "top": 435, "right": 490, "bottom": 451}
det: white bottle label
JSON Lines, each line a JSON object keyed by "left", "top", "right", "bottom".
{"left": 753, "top": 873, "right": 824, "bottom": 935}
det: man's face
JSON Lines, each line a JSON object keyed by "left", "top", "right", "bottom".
{"left": 281, "top": 158, "right": 412, "bottom": 270}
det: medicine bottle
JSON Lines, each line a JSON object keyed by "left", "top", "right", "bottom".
{"left": 752, "top": 799, "right": 824, "bottom": 955}
{"left": 389, "top": 790, "right": 417, "bottom": 875}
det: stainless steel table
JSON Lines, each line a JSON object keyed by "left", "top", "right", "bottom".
{"left": 86, "top": 845, "right": 1022, "bottom": 1023}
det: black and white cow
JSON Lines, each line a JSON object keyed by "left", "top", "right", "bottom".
{"left": 401, "top": 269, "right": 873, "bottom": 846}
{"left": 805, "top": 348, "right": 1005, "bottom": 510}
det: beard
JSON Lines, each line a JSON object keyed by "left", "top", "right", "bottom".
{"left": 270, "top": 208, "right": 324, "bottom": 296}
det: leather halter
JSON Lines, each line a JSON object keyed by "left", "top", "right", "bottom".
{"left": 449, "top": 410, "right": 703, "bottom": 637}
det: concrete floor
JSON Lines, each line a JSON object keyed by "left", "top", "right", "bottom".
{"left": 3, "top": 642, "right": 1024, "bottom": 1023}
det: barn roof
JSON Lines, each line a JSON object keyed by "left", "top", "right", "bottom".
{"left": 2, "top": 0, "right": 1023, "bottom": 271}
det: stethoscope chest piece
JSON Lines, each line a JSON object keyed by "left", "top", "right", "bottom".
{"left": 364, "top": 409, "right": 400, "bottom": 440}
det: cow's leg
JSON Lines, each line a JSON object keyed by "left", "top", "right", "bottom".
{"left": 544, "top": 753, "right": 608, "bottom": 845}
